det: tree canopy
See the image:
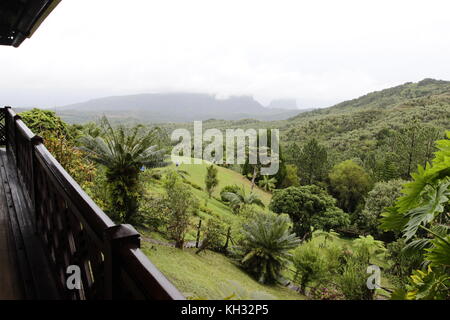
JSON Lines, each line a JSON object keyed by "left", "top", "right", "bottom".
{"left": 329, "top": 160, "right": 372, "bottom": 214}
{"left": 270, "top": 185, "right": 349, "bottom": 240}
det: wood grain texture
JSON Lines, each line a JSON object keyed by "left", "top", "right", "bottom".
{"left": 0, "top": 148, "right": 23, "bottom": 299}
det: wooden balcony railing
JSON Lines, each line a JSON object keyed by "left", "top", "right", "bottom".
{"left": 0, "top": 106, "right": 185, "bottom": 300}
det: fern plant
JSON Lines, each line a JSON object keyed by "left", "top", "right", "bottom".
{"left": 80, "top": 116, "right": 168, "bottom": 222}
{"left": 236, "top": 213, "right": 300, "bottom": 284}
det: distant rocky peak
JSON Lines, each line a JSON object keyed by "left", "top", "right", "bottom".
{"left": 267, "top": 99, "right": 298, "bottom": 110}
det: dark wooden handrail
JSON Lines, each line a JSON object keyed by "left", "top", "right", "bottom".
{"left": 1, "top": 106, "right": 185, "bottom": 300}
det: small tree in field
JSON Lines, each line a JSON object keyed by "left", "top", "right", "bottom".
{"left": 196, "top": 218, "right": 227, "bottom": 254}
{"left": 296, "top": 138, "right": 328, "bottom": 185}
{"left": 329, "top": 159, "right": 372, "bottom": 214}
{"left": 163, "top": 170, "right": 198, "bottom": 248}
{"left": 358, "top": 179, "right": 405, "bottom": 237}
{"left": 205, "top": 164, "right": 219, "bottom": 199}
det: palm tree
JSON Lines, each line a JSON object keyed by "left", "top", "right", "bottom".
{"left": 221, "top": 187, "right": 264, "bottom": 213}
{"left": 80, "top": 116, "right": 168, "bottom": 223}
{"left": 238, "top": 213, "right": 300, "bottom": 284}
{"left": 257, "top": 176, "right": 277, "bottom": 192}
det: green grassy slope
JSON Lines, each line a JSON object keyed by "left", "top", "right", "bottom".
{"left": 142, "top": 242, "right": 304, "bottom": 300}
{"left": 168, "top": 156, "right": 272, "bottom": 205}
{"left": 139, "top": 158, "right": 304, "bottom": 300}
{"left": 145, "top": 156, "right": 272, "bottom": 240}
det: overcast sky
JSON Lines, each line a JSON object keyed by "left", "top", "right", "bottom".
{"left": 0, "top": 0, "right": 449, "bottom": 109}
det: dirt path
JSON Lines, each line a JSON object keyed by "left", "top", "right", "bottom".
{"left": 142, "top": 236, "right": 200, "bottom": 249}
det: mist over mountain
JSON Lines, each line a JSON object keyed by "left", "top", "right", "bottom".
{"left": 50, "top": 79, "right": 450, "bottom": 126}
{"left": 56, "top": 93, "right": 304, "bottom": 124}
{"left": 267, "top": 99, "right": 298, "bottom": 110}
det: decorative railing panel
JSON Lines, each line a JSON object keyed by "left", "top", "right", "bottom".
{"left": 34, "top": 144, "right": 111, "bottom": 299}
{"left": 0, "top": 108, "right": 5, "bottom": 145}
{"left": 2, "top": 106, "right": 184, "bottom": 300}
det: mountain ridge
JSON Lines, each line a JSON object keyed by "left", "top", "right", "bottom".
{"left": 288, "top": 78, "right": 450, "bottom": 121}
{"left": 53, "top": 78, "right": 449, "bottom": 124}
{"left": 57, "top": 92, "right": 304, "bottom": 124}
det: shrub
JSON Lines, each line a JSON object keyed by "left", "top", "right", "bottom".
{"left": 292, "top": 243, "right": 329, "bottom": 294}
{"left": 386, "top": 239, "right": 423, "bottom": 287}
{"left": 292, "top": 240, "right": 343, "bottom": 295}
{"left": 335, "top": 257, "right": 374, "bottom": 300}
{"left": 220, "top": 185, "right": 241, "bottom": 202}
{"left": 196, "top": 218, "right": 227, "bottom": 254}
{"left": 138, "top": 193, "right": 170, "bottom": 230}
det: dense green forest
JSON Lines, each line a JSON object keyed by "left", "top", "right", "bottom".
{"left": 19, "top": 78, "right": 450, "bottom": 300}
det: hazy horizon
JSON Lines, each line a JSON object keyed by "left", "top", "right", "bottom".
{"left": 36, "top": 77, "right": 446, "bottom": 112}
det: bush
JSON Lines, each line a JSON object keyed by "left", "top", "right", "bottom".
{"left": 220, "top": 185, "right": 241, "bottom": 202}
{"left": 149, "top": 170, "right": 162, "bottom": 180}
{"left": 238, "top": 205, "right": 260, "bottom": 219}
{"left": 292, "top": 240, "right": 343, "bottom": 295}
{"left": 386, "top": 239, "right": 423, "bottom": 288}
{"left": 138, "top": 193, "right": 170, "bottom": 231}
{"left": 293, "top": 243, "right": 329, "bottom": 294}
{"left": 335, "top": 257, "right": 374, "bottom": 300}
{"left": 334, "top": 241, "right": 382, "bottom": 300}
{"left": 196, "top": 218, "right": 227, "bottom": 254}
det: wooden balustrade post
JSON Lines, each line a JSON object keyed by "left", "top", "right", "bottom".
{"left": 4, "top": 106, "right": 11, "bottom": 153}
{"left": 13, "top": 113, "right": 21, "bottom": 166}
{"left": 103, "top": 224, "right": 140, "bottom": 299}
{"left": 30, "top": 135, "right": 43, "bottom": 232}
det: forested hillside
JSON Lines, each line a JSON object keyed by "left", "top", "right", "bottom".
{"left": 281, "top": 78, "right": 449, "bottom": 178}
{"left": 283, "top": 78, "right": 449, "bottom": 144}
{"left": 159, "top": 79, "right": 450, "bottom": 179}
